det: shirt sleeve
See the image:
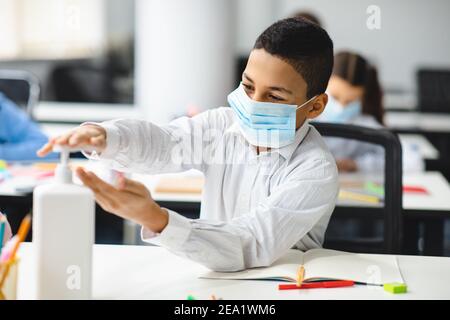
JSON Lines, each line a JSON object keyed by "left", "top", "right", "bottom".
{"left": 354, "top": 144, "right": 385, "bottom": 173}
{"left": 83, "top": 108, "right": 231, "bottom": 174}
{"left": 0, "top": 94, "right": 57, "bottom": 161}
{"left": 141, "top": 158, "right": 339, "bottom": 272}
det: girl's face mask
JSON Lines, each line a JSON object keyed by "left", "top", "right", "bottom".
{"left": 227, "top": 83, "right": 316, "bottom": 148}
{"left": 320, "top": 94, "right": 362, "bottom": 123}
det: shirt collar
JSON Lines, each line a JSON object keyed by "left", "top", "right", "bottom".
{"left": 275, "top": 120, "right": 311, "bottom": 160}
{"left": 225, "top": 119, "right": 311, "bottom": 161}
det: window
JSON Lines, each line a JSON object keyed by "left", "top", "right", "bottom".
{"left": 0, "top": 0, "right": 106, "bottom": 60}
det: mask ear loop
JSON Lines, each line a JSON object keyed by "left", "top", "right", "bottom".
{"left": 296, "top": 95, "right": 318, "bottom": 110}
{"left": 294, "top": 95, "right": 319, "bottom": 128}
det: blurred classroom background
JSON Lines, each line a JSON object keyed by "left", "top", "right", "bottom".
{"left": 1, "top": 0, "right": 450, "bottom": 256}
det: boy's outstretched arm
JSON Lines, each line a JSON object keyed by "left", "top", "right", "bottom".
{"left": 39, "top": 108, "right": 224, "bottom": 174}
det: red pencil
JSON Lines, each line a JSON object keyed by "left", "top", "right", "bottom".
{"left": 403, "top": 185, "right": 428, "bottom": 194}
{"left": 278, "top": 280, "right": 354, "bottom": 290}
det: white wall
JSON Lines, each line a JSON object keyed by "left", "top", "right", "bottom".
{"left": 135, "top": 0, "right": 235, "bottom": 124}
{"left": 105, "top": 0, "right": 135, "bottom": 47}
{"left": 236, "top": 0, "right": 450, "bottom": 93}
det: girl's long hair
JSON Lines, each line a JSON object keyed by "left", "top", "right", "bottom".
{"left": 333, "top": 51, "right": 384, "bottom": 124}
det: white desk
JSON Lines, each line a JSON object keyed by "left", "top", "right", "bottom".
{"left": 384, "top": 93, "right": 417, "bottom": 111}
{"left": 16, "top": 243, "right": 450, "bottom": 299}
{"left": 40, "top": 123, "right": 80, "bottom": 139}
{"left": 34, "top": 101, "right": 139, "bottom": 123}
{"left": 401, "top": 171, "right": 450, "bottom": 212}
{"left": 398, "top": 134, "right": 439, "bottom": 160}
{"left": 386, "top": 111, "right": 450, "bottom": 133}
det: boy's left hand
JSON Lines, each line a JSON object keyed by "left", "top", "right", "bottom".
{"left": 75, "top": 167, "right": 168, "bottom": 233}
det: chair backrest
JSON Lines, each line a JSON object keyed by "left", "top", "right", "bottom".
{"left": 417, "top": 69, "right": 450, "bottom": 113}
{"left": 0, "top": 69, "right": 40, "bottom": 116}
{"left": 311, "top": 122, "right": 403, "bottom": 254}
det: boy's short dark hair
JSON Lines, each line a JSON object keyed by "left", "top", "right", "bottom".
{"left": 254, "top": 17, "right": 333, "bottom": 99}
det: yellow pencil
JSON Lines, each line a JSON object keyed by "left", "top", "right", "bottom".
{"left": 297, "top": 265, "right": 305, "bottom": 287}
{"left": 10, "top": 214, "right": 31, "bottom": 258}
{"left": 339, "top": 190, "right": 380, "bottom": 204}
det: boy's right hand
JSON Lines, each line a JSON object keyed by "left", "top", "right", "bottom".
{"left": 37, "top": 124, "right": 107, "bottom": 157}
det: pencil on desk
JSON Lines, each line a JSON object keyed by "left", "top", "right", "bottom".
{"left": 339, "top": 190, "right": 380, "bottom": 204}
{"left": 11, "top": 214, "right": 31, "bottom": 256}
{"left": 297, "top": 265, "right": 305, "bottom": 287}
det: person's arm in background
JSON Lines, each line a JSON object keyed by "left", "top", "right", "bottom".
{"left": 0, "top": 93, "right": 57, "bottom": 161}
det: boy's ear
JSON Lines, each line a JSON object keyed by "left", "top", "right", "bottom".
{"left": 305, "top": 93, "right": 328, "bottom": 119}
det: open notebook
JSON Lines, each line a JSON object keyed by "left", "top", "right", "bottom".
{"left": 200, "top": 249, "right": 404, "bottom": 286}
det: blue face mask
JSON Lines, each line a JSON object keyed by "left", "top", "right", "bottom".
{"left": 320, "top": 95, "right": 362, "bottom": 123}
{"left": 227, "top": 84, "right": 317, "bottom": 148}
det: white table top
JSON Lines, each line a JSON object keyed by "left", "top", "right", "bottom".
{"left": 398, "top": 133, "right": 439, "bottom": 160}
{"left": 39, "top": 123, "right": 78, "bottom": 138}
{"left": 401, "top": 171, "right": 450, "bottom": 211}
{"left": 384, "top": 93, "right": 417, "bottom": 111}
{"left": 385, "top": 111, "right": 450, "bottom": 133}
{"left": 34, "top": 101, "right": 138, "bottom": 123}
{"left": 16, "top": 243, "right": 450, "bottom": 300}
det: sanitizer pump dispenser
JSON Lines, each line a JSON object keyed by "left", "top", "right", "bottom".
{"left": 33, "top": 147, "right": 95, "bottom": 299}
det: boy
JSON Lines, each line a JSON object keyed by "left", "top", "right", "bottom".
{"left": 38, "top": 17, "right": 338, "bottom": 272}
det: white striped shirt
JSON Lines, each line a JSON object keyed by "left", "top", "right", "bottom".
{"left": 92, "top": 107, "right": 339, "bottom": 271}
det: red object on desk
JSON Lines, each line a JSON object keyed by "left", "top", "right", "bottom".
{"left": 36, "top": 171, "right": 55, "bottom": 180}
{"left": 278, "top": 280, "right": 355, "bottom": 290}
{"left": 403, "top": 185, "right": 428, "bottom": 194}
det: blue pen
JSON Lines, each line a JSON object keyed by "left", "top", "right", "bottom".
{"left": 0, "top": 214, "right": 6, "bottom": 256}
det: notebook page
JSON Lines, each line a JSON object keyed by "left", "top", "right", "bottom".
{"left": 303, "top": 249, "right": 404, "bottom": 285}
{"left": 200, "top": 249, "right": 305, "bottom": 281}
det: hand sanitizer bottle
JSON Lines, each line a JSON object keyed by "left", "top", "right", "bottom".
{"left": 33, "top": 147, "right": 95, "bottom": 299}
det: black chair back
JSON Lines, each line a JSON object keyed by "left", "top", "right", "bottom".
{"left": 417, "top": 69, "right": 450, "bottom": 113}
{"left": 0, "top": 69, "right": 40, "bottom": 116}
{"left": 312, "top": 122, "right": 403, "bottom": 254}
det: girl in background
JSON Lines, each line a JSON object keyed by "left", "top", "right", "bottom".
{"left": 318, "top": 51, "right": 423, "bottom": 173}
